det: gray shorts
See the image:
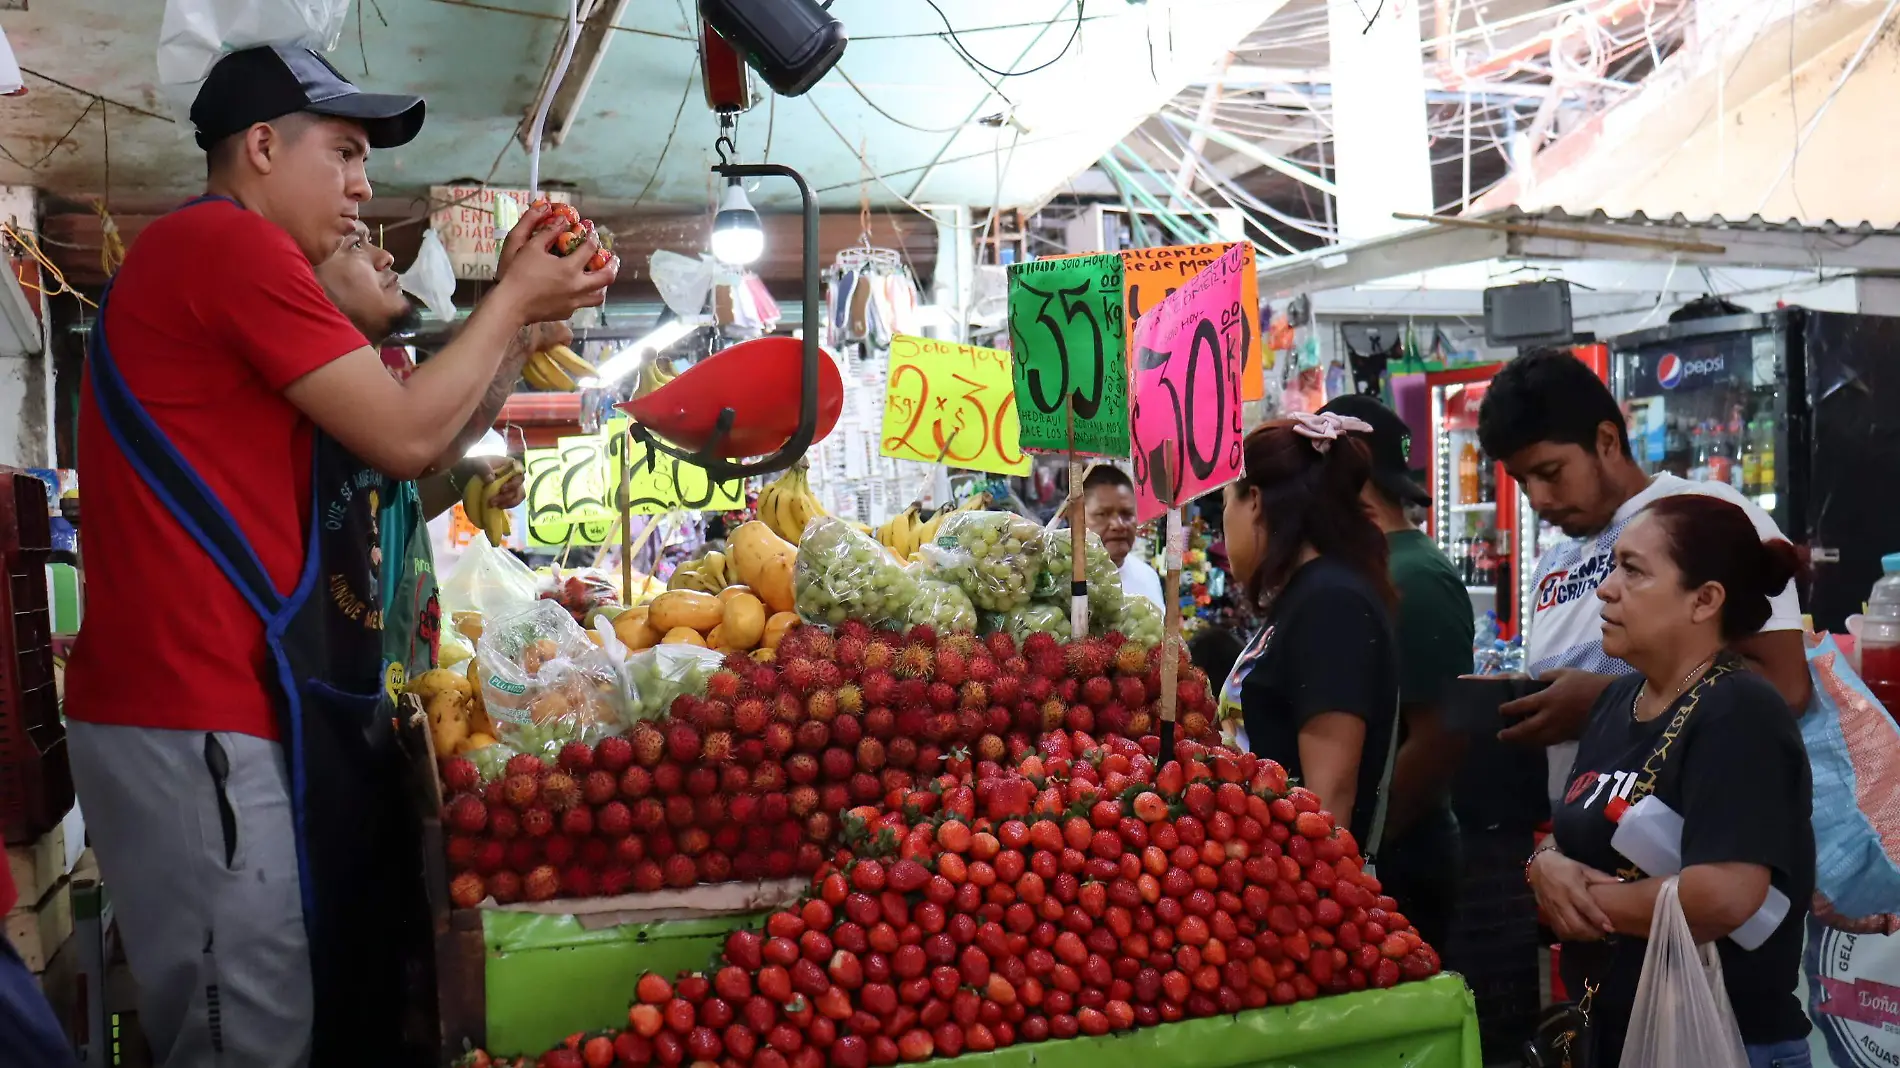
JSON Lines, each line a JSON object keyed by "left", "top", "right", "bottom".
{"left": 66, "top": 720, "right": 312, "bottom": 1068}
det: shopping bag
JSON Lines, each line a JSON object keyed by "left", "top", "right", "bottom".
{"left": 1802, "top": 633, "right": 1900, "bottom": 921}
{"left": 440, "top": 534, "right": 538, "bottom": 623}
{"left": 1619, "top": 877, "right": 1748, "bottom": 1068}
{"left": 157, "top": 0, "right": 350, "bottom": 118}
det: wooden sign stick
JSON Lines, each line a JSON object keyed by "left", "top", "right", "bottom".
{"left": 1150, "top": 446, "right": 1185, "bottom": 761}
{"left": 620, "top": 429, "right": 635, "bottom": 602}
{"left": 1066, "top": 398, "right": 1088, "bottom": 639}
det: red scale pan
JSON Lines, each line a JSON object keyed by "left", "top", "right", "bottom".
{"left": 617, "top": 334, "right": 843, "bottom": 460}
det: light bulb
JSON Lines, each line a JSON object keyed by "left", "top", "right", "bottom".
{"left": 710, "top": 179, "right": 764, "bottom": 265}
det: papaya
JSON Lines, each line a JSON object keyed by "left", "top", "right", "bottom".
{"left": 721, "top": 592, "right": 767, "bottom": 650}
{"left": 647, "top": 590, "right": 724, "bottom": 633}
{"left": 729, "top": 521, "right": 796, "bottom": 614}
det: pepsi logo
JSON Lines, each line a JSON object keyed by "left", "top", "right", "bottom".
{"left": 1656, "top": 353, "right": 1683, "bottom": 389}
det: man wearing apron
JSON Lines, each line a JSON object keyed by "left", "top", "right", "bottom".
{"left": 64, "top": 47, "right": 614, "bottom": 1067}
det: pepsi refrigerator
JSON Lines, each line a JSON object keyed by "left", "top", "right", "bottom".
{"left": 1610, "top": 309, "right": 1900, "bottom": 632}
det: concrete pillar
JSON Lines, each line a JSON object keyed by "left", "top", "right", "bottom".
{"left": 1325, "top": 0, "right": 1435, "bottom": 241}
{"left": 0, "top": 184, "right": 51, "bottom": 468}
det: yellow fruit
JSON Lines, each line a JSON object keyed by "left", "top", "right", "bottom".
{"left": 706, "top": 624, "right": 729, "bottom": 650}
{"left": 614, "top": 611, "right": 660, "bottom": 652}
{"left": 721, "top": 592, "right": 767, "bottom": 650}
{"left": 661, "top": 627, "right": 707, "bottom": 647}
{"left": 459, "top": 732, "right": 498, "bottom": 754}
{"left": 647, "top": 590, "right": 725, "bottom": 633}
{"left": 761, "top": 611, "right": 801, "bottom": 651}
{"left": 432, "top": 716, "right": 469, "bottom": 757}
{"left": 728, "top": 521, "right": 797, "bottom": 614}
{"left": 454, "top": 611, "right": 484, "bottom": 642}
{"left": 751, "top": 648, "right": 777, "bottom": 663}
{"left": 718, "top": 585, "right": 757, "bottom": 604}
{"left": 410, "top": 668, "right": 472, "bottom": 701}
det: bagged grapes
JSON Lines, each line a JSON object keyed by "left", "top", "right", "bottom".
{"left": 795, "top": 516, "right": 921, "bottom": 626}
{"left": 923, "top": 510, "right": 1046, "bottom": 612}
{"left": 905, "top": 563, "right": 979, "bottom": 634}
{"left": 1038, "top": 527, "right": 1124, "bottom": 620}
{"left": 984, "top": 602, "right": 1071, "bottom": 642}
{"left": 1114, "top": 595, "right": 1164, "bottom": 646}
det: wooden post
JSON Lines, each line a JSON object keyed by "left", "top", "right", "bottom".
{"left": 1150, "top": 447, "right": 1183, "bottom": 760}
{"left": 1066, "top": 399, "right": 1088, "bottom": 638}
{"left": 620, "top": 428, "right": 634, "bottom": 603}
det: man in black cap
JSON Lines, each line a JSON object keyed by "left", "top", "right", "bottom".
{"left": 1317, "top": 393, "right": 1471, "bottom": 950}
{"left": 64, "top": 45, "right": 615, "bottom": 1065}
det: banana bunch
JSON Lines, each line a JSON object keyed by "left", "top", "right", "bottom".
{"left": 875, "top": 492, "right": 991, "bottom": 561}
{"left": 668, "top": 549, "right": 734, "bottom": 593}
{"left": 462, "top": 459, "right": 522, "bottom": 547}
{"left": 631, "top": 357, "right": 678, "bottom": 399}
{"left": 521, "top": 344, "right": 594, "bottom": 392}
{"left": 758, "top": 464, "right": 827, "bottom": 545}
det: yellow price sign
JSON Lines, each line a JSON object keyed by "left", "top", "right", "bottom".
{"left": 523, "top": 422, "right": 744, "bottom": 548}
{"left": 605, "top": 420, "right": 747, "bottom": 515}
{"left": 879, "top": 335, "right": 1032, "bottom": 476}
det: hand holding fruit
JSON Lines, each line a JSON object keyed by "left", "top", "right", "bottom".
{"left": 492, "top": 203, "right": 618, "bottom": 325}
{"left": 458, "top": 456, "right": 524, "bottom": 510}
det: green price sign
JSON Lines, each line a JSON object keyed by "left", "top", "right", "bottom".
{"left": 523, "top": 420, "right": 745, "bottom": 548}
{"left": 1005, "top": 253, "right": 1131, "bottom": 457}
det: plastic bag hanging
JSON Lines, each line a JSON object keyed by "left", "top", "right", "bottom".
{"left": 157, "top": 0, "right": 350, "bottom": 118}
{"left": 1620, "top": 877, "right": 1749, "bottom": 1068}
{"left": 650, "top": 249, "right": 717, "bottom": 320}
{"left": 399, "top": 228, "right": 459, "bottom": 323}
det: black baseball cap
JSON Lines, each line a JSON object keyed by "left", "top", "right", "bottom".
{"left": 1317, "top": 393, "right": 1431, "bottom": 506}
{"left": 190, "top": 46, "right": 425, "bottom": 151}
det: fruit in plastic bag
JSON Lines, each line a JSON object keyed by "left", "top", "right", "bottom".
{"left": 476, "top": 601, "right": 627, "bottom": 758}
{"left": 1114, "top": 595, "right": 1164, "bottom": 646}
{"left": 905, "top": 565, "right": 978, "bottom": 634}
{"left": 924, "top": 510, "right": 1046, "bottom": 612}
{"left": 1038, "top": 527, "right": 1124, "bottom": 620}
{"left": 985, "top": 602, "right": 1071, "bottom": 643}
{"left": 795, "top": 517, "right": 920, "bottom": 626}
{"left": 623, "top": 645, "right": 728, "bottom": 719}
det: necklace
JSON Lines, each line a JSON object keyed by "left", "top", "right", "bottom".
{"left": 1631, "top": 652, "right": 1717, "bottom": 722}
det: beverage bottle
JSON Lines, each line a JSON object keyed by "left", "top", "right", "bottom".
{"left": 1476, "top": 534, "right": 1497, "bottom": 586}
{"left": 1741, "top": 418, "right": 1763, "bottom": 494}
{"left": 1605, "top": 795, "right": 1791, "bottom": 949}
{"left": 1689, "top": 424, "right": 1711, "bottom": 482}
{"left": 1664, "top": 417, "right": 1688, "bottom": 476}
{"left": 1458, "top": 442, "right": 1480, "bottom": 504}
{"left": 1725, "top": 410, "right": 1747, "bottom": 490}
{"left": 1861, "top": 553, "right": 1900, "bottom": 710}
{"left": 1707, "top": 420, "right": 1734, "bottom": 486}
{"left": 1757, "top": 415, "right": 1777, "bottom": 497}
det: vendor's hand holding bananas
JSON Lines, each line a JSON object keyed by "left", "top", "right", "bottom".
{"left": 521, "top": 343, "right": 595, "bottom": 392}
{"left": 462, "top": 458, "right": 523, "bottom": 547}
{"left": 668, "top": 549, "right": 734, "bottom": 593}
{"left": 758, "top": 464, "right": 827, "bottom": 545}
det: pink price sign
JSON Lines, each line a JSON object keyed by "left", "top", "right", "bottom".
{"left": 1127, "top": 243, "right": 1253, "bottom": 522}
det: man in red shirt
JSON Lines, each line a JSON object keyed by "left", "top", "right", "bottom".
{"left": 64, "top": 46, "right": 614, "bottom": 1065}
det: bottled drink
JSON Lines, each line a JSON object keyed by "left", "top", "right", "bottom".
{"left": 1706, "top": 421, "right": 1734, "bottom": 486}
{"left": 1861, "top": 553, "right": 1900, "bottom": 710}
{"left": 1663, "top": 417, "right": 1688, "bottom": 476}
{"left": 1457, "top": 441, "right": 1480, "bottom": 504}
{"left": 1605, "top": 795, "right": 1790, "bottom": 949}
{"left": 1741, "top": 419, "right": 1763, "bottom": 495}
{"left": 1688, "top": 424, "right": 1710, "bottom": 482}
{"left": 1725, "top": 410, "right": 1747, "bottom": 490}
{"left": 1473, "top": 534, "right": 1497, "bottom": 587}
{"left": 1756, "top": 416, "right": 1777, "bottom": 497}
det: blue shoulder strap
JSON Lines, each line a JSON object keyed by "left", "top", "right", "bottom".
{"left": 85, "top": 203, "right": 287, "bottom": 619}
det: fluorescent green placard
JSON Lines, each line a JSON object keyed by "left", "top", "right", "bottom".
{"left": 522, "top": 422, "right": 746, "bottom": 548}
{"left": 608, "top": 419, "right": 747, "bottom": 516}
{"left": 1006, "top": 254, "right": 1132, "bottom": 457}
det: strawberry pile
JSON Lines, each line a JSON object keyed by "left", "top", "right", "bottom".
{"left": 466, "top": 733, "right": 1441, "bottom": 1067}
{"left": 438, "top": 622, "right": 1226, "bottom": 905}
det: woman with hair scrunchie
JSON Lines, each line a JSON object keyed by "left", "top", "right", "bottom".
{"left": 1214, "top": 413, "right": 1401, "bottom": 845}
{"left": 1528, "top": 494, "right": 1815, "bottom": 1068}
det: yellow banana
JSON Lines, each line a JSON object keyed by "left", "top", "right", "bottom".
{"left": 534, "top": 351, "right": 578, "bottom": 391}
{"left": 543, "top": 344, "right": 595, "bottom": 379}
{"left": 521, "top": 357, "right": 558, "bottom": 391}
{"left": 462, "top": 473, "right": 485, "bottom": 523}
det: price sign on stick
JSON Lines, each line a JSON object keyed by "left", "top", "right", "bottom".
{"left": 1127, "top": 243, "right": 1251, "bottom": 523}
{"left": 1121, "top": 243, "right": 1264, "bottom": 401}
{"left": 525, "top": 423, "right": 743, "bottom": 548}
{"left": 1006, "top": 254, "right": 1131, "bottom": 456}
{"left": 880, "top": 335, "right": 1032, "bottom": 476}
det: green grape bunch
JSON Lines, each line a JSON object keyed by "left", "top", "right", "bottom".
{"left": 796, "top": 517, "right": 921, "bottom": 626}
{"left": 906, "top": 567, "right": 979, "bottom": 634}
{"left": 927, "top": 510, "right": 1047, "bottom": 612}
{"left": 1040, "top": 527, "right": 1124, "bottom": 620}
{"left": 1115, "top": 596, "right": 1164, "bottom": 646}
{"left": 1001, "top": 602, "right": 1071, "bottom": 642}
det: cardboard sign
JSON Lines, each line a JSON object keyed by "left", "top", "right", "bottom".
{"left": 1121, "top": 243, "right": 1263, "bottom": 400}
{"left": 1006, "top": 254, "right": 1131, "bottom": 457}
{"left": 523, "top": 422, "right": 743, "bottom": 547}
{"left": 427, "top": 185, "right": 576, "bottom": 281}
{"left": 1127, "top": 244, "right": 1250, "bottom": 522}
{"left": 880, "top": 335, "right": 1032, "bottom": 476}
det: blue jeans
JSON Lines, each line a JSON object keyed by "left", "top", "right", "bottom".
{"left": 1745, "top": 1039, "right": 1812, "bottom": 1068}
{"left": 0, "top": 932, "right": 73, "bottom": 1066}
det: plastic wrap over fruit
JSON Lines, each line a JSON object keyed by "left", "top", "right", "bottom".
{"left": 477, "top": 600, "right": 627, "bottom": 757}
{"left": 622, "top": 644, "right": 727, "bottom": 720}
{"left": 1114, "top": 595, "right": 1164, "bottom": 646}
{"left": 795, "top": 516, "right": 920, "bottom": 626}
{"left": 921, "top": 510, "right": 1047, "bottom": 612}
{"left": 904, "top": 563, "right": 978, "bottom": 634}
{"left": 1037, "top": 526, "right": 1124, "bottom": 621}
{"left": 984, "top": 602, "right": 1072, "bottom": 643}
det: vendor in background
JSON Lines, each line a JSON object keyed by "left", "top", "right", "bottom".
{"left": 1216, "top": 413, "right": 1400, "bottom": 843}
{"left": 1081, "top": 464, "right": 1166, "bottom": 609}
{"left": 1529, "top": 495, "right": 1812, "bottom": 1068}
{"left": 1474, "top": 352, "right": 1809, "bottom": 810}
{"left": 64, "top": 46, "right": 614, "bottom": 1066}
{"left": 312, "top": 221, "right": 543, "bottom": 685}
{"left": 1318, "top": 394, "right": 1471, "bottom": 951}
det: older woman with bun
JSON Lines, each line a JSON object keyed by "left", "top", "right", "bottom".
{"left": 1216, "top": 413, "right": 1399, "bottom": 845}
{"left": 1527, "top": 494, "right": 1814, "bottom": 1068}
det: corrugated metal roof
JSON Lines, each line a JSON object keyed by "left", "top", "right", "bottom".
{"left": 1485, "top": 208, "right": 1900, "bottom": 237}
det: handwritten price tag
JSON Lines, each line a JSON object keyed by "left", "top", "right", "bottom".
{"left": 1128, "top": 243, "right": 1250, "bottom": 522}
{"left": 1006, "top": 254, "right": 1131, "bottom": 456}
{"left": 523, "top": 422, "right": 744, "bottom": 548}
{"left": 1122, "top": 243, "right": 1263, "bottom": 401}
{"left": 880, "top": 335, "right": 1032, "bottom": 477}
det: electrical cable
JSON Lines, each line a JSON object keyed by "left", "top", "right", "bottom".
{"left": 628, "top": 61, "right": 696, "bottom": 211}
{"left": 524, "top": 0, "right": 582, "bottom": 196}
{"left": 803, "top": 94, "right": 1002, "bottom": 231}
{"left": 1144, "top": 124, "right": 1335, "bottom": 241}
{"left": 838, "top": 69, "right": 972, "bottom": 133}
{"left": 918, "top": 0, "right": 1085, "bottom": 79}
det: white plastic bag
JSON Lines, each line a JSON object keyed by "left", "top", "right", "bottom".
{"left": 157, "top": 0, "right": 350, "bottom": 118}
{"left": 440, "top": 535, "right": 538, "bottom": 622}
{"left": 399, "top": 229, "right": 458, "bottom": 323}
{"left": 1619, "top": 877, "right": 1749, "bottom": 1068}
{"left": 650, "top": 250, "right": 717, "bottom": 319}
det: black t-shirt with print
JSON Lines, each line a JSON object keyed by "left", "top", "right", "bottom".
{"left": 1238, "top": 555, "right": 1399, "bottom": 843}
{"left": 1551, "top": 656, "right": 1813, "bottom": 1067}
